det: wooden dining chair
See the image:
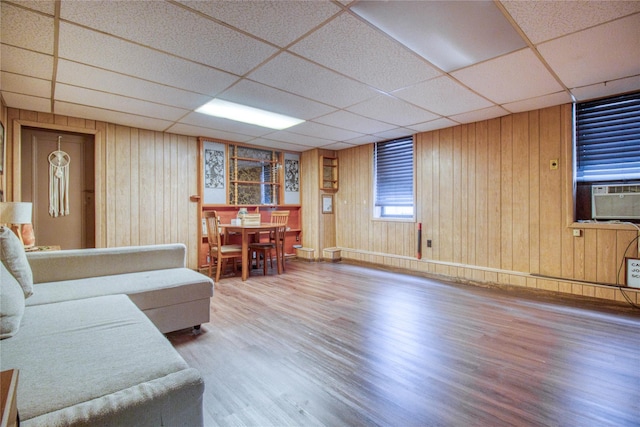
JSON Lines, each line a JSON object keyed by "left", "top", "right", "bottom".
{"left": 204, "top": 210, "right": 242, "bottom": 283}
{"left": 248, "top": 210, "right": 289, "bottom": 275}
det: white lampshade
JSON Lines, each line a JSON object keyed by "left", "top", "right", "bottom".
{"left": 0, "top": 202, "right": 33, "bottom": 224}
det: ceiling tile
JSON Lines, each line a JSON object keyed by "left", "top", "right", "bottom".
{"left": 370, "top": 128, "right": 414, "bottom": 141}
{"left": 502, "top": 91, "right": 572, "bottom": 113}
{"left": 313, "top": 110, "right": 397, "bottom": 134}
{"left": 1, "top": 3, "right": 54, "bottom": 54}
{"left": 248, "top": 52, "right": 379, "bottom": 109}
{"left": 55, "top": 84, "right": 189, "bottom": 121}
{"left": 166, "top": 122, "right": 255, "bottom": 143}
{"left": 60, "top": 0, "right": 277, "bottom": 75}
{"left": 57, "top": 23, "right": 239, "bottom": 95}
{"left": 408, "top": 118, "right": 459, "bottom": 133}
{"left": 1, "top": 92, "right": 50, "bottom": 113}
{"left": 55, "top": 101, "right": 174, "bottom": 131}
{"left": 571, "top": 75, "right": 640, "bottom": 102}
{"left": 537, "top": 14, "right": 640, "bottom": 89}
{"left": 56, "top": 60, "right": 211, "bottom": 110}
{"left": 288, "top": 121, "right": 364, "bottom": 142}
{"left": 320, "top": 141, "right": 362, "bottom": 150}
{"left": 169, "top": 122, "right": 257, "bottom": 143}
{"left": 1, "top": 72, "right": 50, "bottom": 98}
{"left": 0, "top": 45, "right": 53, "bottom": 80}
{"left": 347, "top": 94, "right": 440, "bottom": 127}
{"left": 290, "top": 12, "right": 441, "bottom": 92}
{"left": 343, "top": 135, "right": 383, "bottom": 145}
{"left": 452, "top": 48, "right": 564, "bottom": 104}
{"left": 9, "top": 0, "right": 56, "bottom": 15}
{"left": 255, "top": 140, "right": 313, "bottom": 152}
{"left": 176, "top": 0, "right": 341, "bottom": 47}
{"left": 251, "top": 136, "right": 325, "bottom": 151}
{"left": 216, "top": 79, "right": 334, "bottom": 120}
{"left": 262, "top": 130, "right": 333, "bottom": 147}
{"left": 394, "top": 76, "right": 494, "bottom": 116}
{"left": 502, "top": 0, "right": 640, "bottom": 44}
{"left": 353, "top": 0, "right": 526, "bottom": 72}
{"left": 163, "top": 123, "right": 205, "bottom": 138}
{"left": 449, "top": 105, "right": 509, "bottom": 124}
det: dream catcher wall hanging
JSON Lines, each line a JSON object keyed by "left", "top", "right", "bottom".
{"left": 48, "top": 136, "right": 70, "bottom": 217}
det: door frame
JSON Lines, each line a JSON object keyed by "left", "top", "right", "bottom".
{"left": 11, "top": 120, "right": 103, "bottom": 247}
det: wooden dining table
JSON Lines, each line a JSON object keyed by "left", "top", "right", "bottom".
{"left": 220, "top": 223, "right": 283, "bottom": 281}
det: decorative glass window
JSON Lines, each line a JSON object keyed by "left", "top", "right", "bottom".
{"left": 229, "top": 145, "right": 281, "bottom": 205}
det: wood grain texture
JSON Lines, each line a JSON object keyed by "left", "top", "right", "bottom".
{"left": 335, "top": 104, "right": 639, "bottom": 291}
{"left": 6, "top": 109, "right": 200, "bottom": 268}
{"left": 168, "top": 261, "right": 640, "bottom": 427}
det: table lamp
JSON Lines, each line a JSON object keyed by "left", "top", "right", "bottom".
{"left": 0, "top": 202, "right": 33, "bottom": 246}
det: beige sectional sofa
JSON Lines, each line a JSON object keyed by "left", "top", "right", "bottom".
{"left": 26, "top": 243, "right": 213, "bottom": 333}
{"left": 0, "top": 226, "right": 214, "bottom": 426}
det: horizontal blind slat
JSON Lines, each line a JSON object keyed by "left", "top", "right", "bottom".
{"left": 375, "top": 137, "right": 414, "bottom": 208}
{"left": 576, "top": 91, "right": 640, "bottom": 182}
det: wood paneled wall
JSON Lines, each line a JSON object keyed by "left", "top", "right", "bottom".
{"left": 336, "top": 105, "right": 639, "bottom": 304}
{"left": 300, "top": 148, "right": 337, "bottom": 258}
{"left": 5, "top": 108, "right": 200, "bottom": 269}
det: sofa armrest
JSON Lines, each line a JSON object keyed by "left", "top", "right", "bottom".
{"left": 26, "top": 244, "right": 187, "bottom": 284}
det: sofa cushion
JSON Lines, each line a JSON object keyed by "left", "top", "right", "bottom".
{"left": 0, "top": 294, "right": 203, "bottom": 424}
{"left": 26, "top": 244, "right": 188, "bottom": 284}
{"left": 25, "top": 268, "right": 213, "bottom": 309}
{"left": 0, "top": 264, "right": 25, "bottom": 339}
{"left": 0, "top": 226, "right": 33, "bottom": 298}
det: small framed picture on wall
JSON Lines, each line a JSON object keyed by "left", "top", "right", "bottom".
{"left": 322, "top": 194, "right": 333, "bottom": 214}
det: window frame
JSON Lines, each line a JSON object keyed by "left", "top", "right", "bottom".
{"left": 575, "top": 91, "right": 640, "bottom": 184}
{"left": 373, "top": 136, "right": 416, "bottom": 221}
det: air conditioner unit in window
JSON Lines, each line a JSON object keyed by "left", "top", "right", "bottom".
{"left": 591, "top": 184, "right": 640, "bottom": 220}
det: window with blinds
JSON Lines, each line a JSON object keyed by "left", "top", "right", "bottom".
{"left": 374, "top": 137, "right": 414, "bottom": 218}
{"left": 576, "top": 91, "right": 640, "bottom": 183}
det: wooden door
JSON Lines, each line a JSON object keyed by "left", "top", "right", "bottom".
{"left": 21, "top": 128, "right": 95, "bottom": 249}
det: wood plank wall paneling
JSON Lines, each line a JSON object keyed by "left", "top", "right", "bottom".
{"left": 300, "top": 150, "right": 319, "bottom": 253}
{"left": 301, "top": 148, "right": 339, "bottom": 258}
{"left": 336, "top": 104, "right": 640, "bottom": 298}
{"left": 6, "top": 109, "right": 200, "bottom": 269}
{"left": 512, "top": 112, "right": 530, "bottom": 273}
{"left": 539, "top": 106, "right": 563, "bottom": 277}
{"left": 100, "top": 126, "right": 199, "bottom": 267}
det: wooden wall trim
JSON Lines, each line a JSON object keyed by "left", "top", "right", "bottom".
{"left": 339, "top": 248, "right": 639, "bottom": 305}
{"left": 10, "top": 117, "right": 104, "bottom": 246}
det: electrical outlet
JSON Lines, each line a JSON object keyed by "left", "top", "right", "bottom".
{"left": 427, "top": 239, "right": 432, "bottom": 248}
{"left": 572, "top": 229, "right": 582, "bottom": 237}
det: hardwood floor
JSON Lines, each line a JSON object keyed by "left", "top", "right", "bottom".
{"left": 167, "top": 261, "right": 640, "bottom": 427}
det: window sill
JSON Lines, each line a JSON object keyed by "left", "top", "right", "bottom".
{"left": 372, "top": 217, "right": 416, "bottom": 223}
{"left": 570, "top": 220, "right": 640, "bottom": 230}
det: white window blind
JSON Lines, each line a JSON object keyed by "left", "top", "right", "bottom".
{"left": 374, "top": 137, "right": 414, "bottom": 217}
{"left": 576, "top": 91, "right": 640, "bottom": 183}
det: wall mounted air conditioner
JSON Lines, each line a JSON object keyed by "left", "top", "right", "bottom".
{"left": 592, "top": 184, "right": 640, "bottom": 220}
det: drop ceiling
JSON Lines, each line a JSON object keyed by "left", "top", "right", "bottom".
{"left": 1, "top": 0, "right": 639, "bottom": 152}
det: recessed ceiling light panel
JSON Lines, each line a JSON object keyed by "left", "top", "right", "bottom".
{"left": 352, "top": 1, "right": 526, "bottom": 72}
{"left": 196, "top": 99, "right": 305, "bottom": 130}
